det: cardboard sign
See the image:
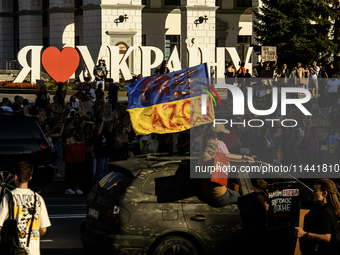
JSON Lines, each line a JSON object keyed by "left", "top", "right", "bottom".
{"left": 294, "top": 209, "right": 310, "bottom": 255}
{"left": 103, "top": 103, "right": 113, "bottom": 122}
{"left": 36, "top": 80, "right": 45, "bottom": 87}
{"left": 267, "top": 181, "right": 301, "bottom": 229}
{"left": 74, "top": 91, "right": 90, "bottom": 102}
{"left": 61, "top": 104, "right": 71, "bottom": 122}
{"left": 81, "top": 101, "right": 93, "bottom": 115}
{"left": 211, "top": 151, "right": 230, "bottom": 186}
{"left": 261, "top": 46, "right": 277, "bottom": 62}
{"left": 302, "top": 103, "right": 330, "bottom": 127}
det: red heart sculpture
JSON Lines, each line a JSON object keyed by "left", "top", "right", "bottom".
{"left": 42, "top": 47, "right": 80, "bottom": 83}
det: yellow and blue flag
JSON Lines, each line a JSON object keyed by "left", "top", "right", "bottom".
{"left": 125, "top": 63, "right": 215, "bottom": 135}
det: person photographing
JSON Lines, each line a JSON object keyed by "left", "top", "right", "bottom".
{"left": 93, "top": 59, "right": 107, "bottom": 89}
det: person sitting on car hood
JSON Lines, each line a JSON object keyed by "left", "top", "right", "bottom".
{"left": 198, "top": 132, "right": 240, "bottom": 207}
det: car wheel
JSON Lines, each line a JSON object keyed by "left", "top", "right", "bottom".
{"left": 152, "top": 236, "right": 199, "bottom": 255}
{"left": 0, "top": 171, "right": 16, "bottom": 198}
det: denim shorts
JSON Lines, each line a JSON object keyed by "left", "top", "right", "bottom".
{"left": 206, "top": 189, "right": 240, "bottom": 207}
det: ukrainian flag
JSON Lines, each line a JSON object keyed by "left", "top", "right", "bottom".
{"left": 125, "top": 63, "right": 215, "bottom": 135}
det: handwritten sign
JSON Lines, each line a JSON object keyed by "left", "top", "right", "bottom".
{"left": 103, "top": 103, "right": 113, "bottom": 122}
{"left": 261, "top": 46, "right": 277, "bottom": 62}
{"left": 61, "top": 104, "right": 71, "bottom": 122}
{"left": 81, "top": 101, "right": 93, "bottom": 115}
{"left": 302, "top": 103, "right": 330, "bottom": 127}
{"left": 126, "top": 64, "right": 213, "bottom": 135}
{"left": 267, "top": 181, "right": 301, "bottom": 229}
{"left": 75, "top": 91, "right": 90, "bottom": 102}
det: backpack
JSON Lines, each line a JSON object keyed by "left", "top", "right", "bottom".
{"left": 0, "top": 191, "right": 20, "bottom": 255}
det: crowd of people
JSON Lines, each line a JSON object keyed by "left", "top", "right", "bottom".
{"left": 0, "top": 60, "right": 339, "bottom": 192}
{"left": 0, "top": 58, "right": 340, "bottom": 254}
{"left": 208, "top": 61, "right": 340, "bottom": 173}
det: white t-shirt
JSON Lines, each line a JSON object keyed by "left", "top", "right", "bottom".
{"left": 328, "top": 79, "right": 340, "bottom": 93}
{"left": 310, "top": 66, "right": 320, "bottom": 79}
{"left": 0, "top": 188, "right": 51, "bottom": 255}
{"left": 89, "top": 89, "right": 96, "bottom": 104}
{"left": 71, "top": 101, "right": 80, "bottom": 108}
{"left": 0, "top": 106, "right": 13, "bottom": 112}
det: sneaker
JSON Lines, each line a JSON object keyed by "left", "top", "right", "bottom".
{"left": 74, "top": 189, "right": 83, "bottom": 195}
{"left": 65, "top": 188, "right": 75, "bottom": 195}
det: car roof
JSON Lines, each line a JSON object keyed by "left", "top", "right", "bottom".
{"left": 0, "top": 112, "right": 39, "bottom": 122}
{"left": 108, "top": 154, "right": 191, "bottom": 177}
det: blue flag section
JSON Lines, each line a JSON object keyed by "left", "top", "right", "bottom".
{"left": 125, "top": 63, "right": 209, "bottom": 110}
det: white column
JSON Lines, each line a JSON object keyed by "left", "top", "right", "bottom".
{"left": 83, "top": 2, "right": 143, "bottom": 77}
{"left": 49, "top": 8, "right": 76, "bottom": 48}
{"left": 18, "top": 3, "right": 43, "bottom": 49}
{"left": 181, "top": 5, "right": 217, "bottom": 68}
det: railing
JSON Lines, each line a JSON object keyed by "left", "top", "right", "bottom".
{"left": 5, "top": 60, "right": 21, "bottom": 72}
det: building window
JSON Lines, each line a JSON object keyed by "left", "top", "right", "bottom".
{"left": 116, "top": 42, "right": 129, "bottom": 66}
{"left": 164, "top": 0, "right": 180, "bottom": 6}
{"left": 237, "top": 35, "right": 251, "bottom": 62}
{"left": 42, "top": 0, "right": 49, "bottom": 27}
{"left": 236, "top": 0, "right": 252, "bottom": 7}
{"left": 142, "top": 34, "right": 146, "bottom": 46}
{"left": 75, "top": 0, "right": 83, "bottom": 7}
{"left": 165, "top": 35, "right": 180, "bottom": 60}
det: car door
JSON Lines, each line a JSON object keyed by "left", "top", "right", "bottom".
{"left": 181, "top": 169, "right": 256, "bottom": 252}
{"left": 181, "top": 194, "right": 242, "bottom": 252}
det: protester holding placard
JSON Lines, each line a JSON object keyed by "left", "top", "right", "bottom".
{"left": 295, "top": 179, "right": 340, "bottom": 255}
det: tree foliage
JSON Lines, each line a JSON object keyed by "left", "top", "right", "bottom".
{"left": 253, "top": 0, "right": 337, "bottom": 67}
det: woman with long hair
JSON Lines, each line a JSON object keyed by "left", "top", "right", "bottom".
{"left": 295, "top": 178, "right": 340, "bottom": 255}
{"left": 159, "top": 60, "right": 170, "bottom": 74}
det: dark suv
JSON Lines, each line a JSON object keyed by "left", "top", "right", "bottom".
{"left": 0, "top": 112, "right": 51, "bottom": 196}
{"left": 80, "top": 155, "right": 313, "bottom": 255}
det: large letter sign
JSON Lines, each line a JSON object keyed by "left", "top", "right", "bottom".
{"left": 13, "top": 45, "right": 254, "bottom": 83}
{"left": 13, "top": 46, "right": 43, "bottom": 83}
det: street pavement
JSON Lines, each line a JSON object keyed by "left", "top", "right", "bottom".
{"left": 40, "top": 176, "right": 87, "bottom": 255}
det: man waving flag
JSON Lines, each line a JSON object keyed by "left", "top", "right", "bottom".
{"left": 125, "top": 63, "right": 215, "bottom": 135}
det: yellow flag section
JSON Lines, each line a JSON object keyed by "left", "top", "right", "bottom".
{"left": 128, "top": 96, "right": 215, "bottom": 135}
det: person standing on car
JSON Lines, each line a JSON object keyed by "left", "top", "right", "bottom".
{"left": 93, "top": 59, "right": 107, "bottom": 89}
{"left": 0, "top": 161, "right": 51, "bottom": 255}
{"left": 295, "top": 179, "right": 340, "bottom": 255}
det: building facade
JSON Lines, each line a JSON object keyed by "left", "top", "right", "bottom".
{"left": 0, "top": 0, "right": 261, "bottom": 80}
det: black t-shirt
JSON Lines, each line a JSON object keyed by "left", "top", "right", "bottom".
{"left": 94, "top": 65, "right": 106, "bottom": 80}
{"left": 95, "top": 89, "right": 104, "bottom": 101}
{"left": 93, "top": 131, "right": 109, "bottom": 158}
{"left": 315, "top": 203, "right": 339, "bottom": 255}
{"left": 108, "top": 83, "right": 118, "bottom": 102}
